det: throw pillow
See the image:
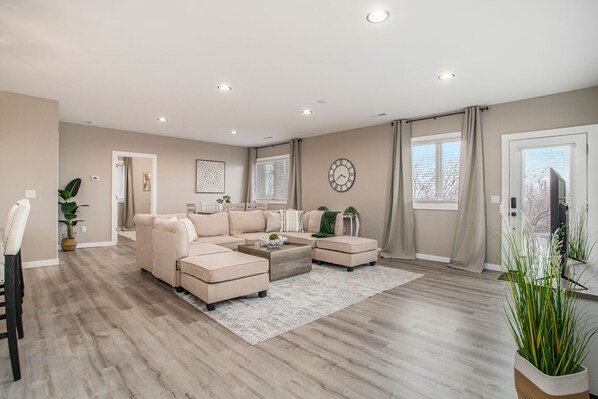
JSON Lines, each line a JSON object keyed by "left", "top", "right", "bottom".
{"left": 280, "top": 209, "right": 304, "bottom": 233}
{"left": 266, "top": 211, "right": 281, "bottom": 232}
{"left": 180, "top": 218, "right": 198, "bottom": 242}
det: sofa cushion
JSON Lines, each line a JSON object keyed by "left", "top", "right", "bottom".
{"left": 180, "top": 252, "right": 269, "bottom": 283}
{"left": 188, "top": 212, "right": 229, "bottom": 237}
{"left": 280, "top": 209, "right": 304, "bottom": 232}
{"left": 283, "top": 232, "right": 318, "bottom": 248}
{"left": 316, "top": 236, "right": 378, "bottom": 254}
{"left": 133, "top": 214, "right": 156, "bottom": 227}
{"left": 194, "top": 235, "right": 245, "bottom": 250}
{"left": 228, "top": 210, "right": 266, "bottom": 235}
{"left": 233, "top": 232, "right": 266, "bottom": 245}
{"left": 266, "top": 211, "right": 281, "bottom": 233}
{"left": 181, "top": 218, "right": 198, "bottom": 242}
{"left": 307, "top": 211, "right": 324, "bottom": 233}
{"left": 188, "top": 242, "right": 232, "bottom": 257}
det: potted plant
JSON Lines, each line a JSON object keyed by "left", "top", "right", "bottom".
{"left": 259, "top": 233, "right": 287, "bottom": 249}
{"left": 343, "top": 206, "right": 359, "bottom": 219}
{"left": 500, "top": 213, "right": 597, "bottom": 398}
{"left": 216, "top": 194, "right": 231, "bottom": 211}
{"left": 569, "top": 207, "right": 595, "bottom": 262}
{"left": 317, "top": 206, "right": 329, "bottom": 212}
{"left": 58, "top": 178, "right": 88, "bottom": 251}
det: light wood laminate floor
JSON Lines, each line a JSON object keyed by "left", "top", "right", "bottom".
{"left": 0, "top": 238, "right": 516, "bottom": 398}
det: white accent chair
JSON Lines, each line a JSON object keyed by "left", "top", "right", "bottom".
{"left": 201, "top": 202, "right": 219, "bottom": 213}
{"left": 1, "top": 199, "right": 31, "bottom": 381}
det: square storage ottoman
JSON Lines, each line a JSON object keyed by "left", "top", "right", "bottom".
{"left": 314, "top": 236, "right": 378, "bottom": 272}
{"left": 180, "top": 252, "right": 269, "bottom": 310}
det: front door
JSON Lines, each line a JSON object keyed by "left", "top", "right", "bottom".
{"left": 508, "top": 133, "right": 587, "bottom": 245}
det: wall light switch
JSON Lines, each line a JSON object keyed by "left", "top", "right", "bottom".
{"left": 25, "top": 190, "right": 36, "bottom": 199}
{"left": 81, "top": 226, "right": 87, "bottom": 233}
{"left": 490, "top": 195, "right": 500, "bottom": 204}
{"left": 91, "top": 176, "right": 100, "bottom": 181}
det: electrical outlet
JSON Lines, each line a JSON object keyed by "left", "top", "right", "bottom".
{"left": 81, "top": 226, "right": 87, "bottom": 233}
{"left": 25, "top": 189, "right": 36, "bottom": 199}
{"left": 490, "top": 195, "right": 500, "bottom": 204}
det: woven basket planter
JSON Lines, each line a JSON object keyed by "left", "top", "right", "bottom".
{"left": 61, "top": 238, "right": 77, "bottom": 252}
{"left": 514, "top": 352, "right": 589, "bottom": 399}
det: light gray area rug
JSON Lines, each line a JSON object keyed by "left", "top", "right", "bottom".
{"left": 177, "top": 264, "right": 423, "bottom": 345}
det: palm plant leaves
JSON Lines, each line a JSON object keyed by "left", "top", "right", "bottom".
{"left": 64, "top": 178, "right": 82, "bottom": 197}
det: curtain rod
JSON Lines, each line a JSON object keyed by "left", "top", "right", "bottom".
{"left": 252, "top": 138, "right": 301, "bottom": 150}
{"left": 391, "top": 106, "right": 489, "bottom": 125}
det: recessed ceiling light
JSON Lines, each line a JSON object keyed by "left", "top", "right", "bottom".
{"left": 229, "top": 130, "right": 238, "bottom": 135}
{"left": 301, "top": 109, "right": 313, "bottom": 115}
{"left": 157, "top": 117, "right": 168, "bottom": 122}
{"left": 218, "top": 85, "right": 232, "bottom": 91}
{"left": 366, "top": 9, "right": 390, "bottom": 24}
{"left": 438, "top": 73, "right": 455, "bottom": 80}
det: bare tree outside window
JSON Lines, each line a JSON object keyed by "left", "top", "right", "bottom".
{"left": 412, "top": 138, "right": 460, "bottom": 203}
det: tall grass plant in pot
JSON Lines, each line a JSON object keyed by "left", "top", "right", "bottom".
{"left": 500, "top": 214, "right": 597, "bottom": 398}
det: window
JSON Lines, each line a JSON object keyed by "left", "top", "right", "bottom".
{"left": 411, "top": 132, "right": 461, "bottom": 210}
{"left": 255, "top": 155, "right": 289, "bottom": 202}
{"left": 116, "top": 161, "right": 125, "bottom": 202}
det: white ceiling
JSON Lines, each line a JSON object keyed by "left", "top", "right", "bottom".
{"left": 1, "top": 1, "right": 597, "bottom": 147}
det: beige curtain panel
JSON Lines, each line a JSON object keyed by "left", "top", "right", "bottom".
{"left": 245, "top": 147, "right": 257, "bottom": 203}
{"left": 381, "top": 120, "right": 416, "bottom": 260}
{"left": 122, "top": 157, "right": 135, "bottom": 230}
{"left": 449, "top": 106, "right": 486, "bottom": 272}
{"left": 287, "top": 139, "right": 302, "bottom": 210}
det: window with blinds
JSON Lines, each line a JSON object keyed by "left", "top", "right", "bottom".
{"left": 411, "top": 132, "right": 461, "bottom": 210}
{"left": 255, "top": 155, "right": 289, "bottom": 202}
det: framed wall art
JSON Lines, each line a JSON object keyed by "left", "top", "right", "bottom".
{"left": 196, "top": 159, "right": 225, "bottom": 193}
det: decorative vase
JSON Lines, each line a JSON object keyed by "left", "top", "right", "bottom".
{"left": 259, "top": 235, "right": 287, "bottom": 249}
{"left": 514, "top": 352, "right": 589, "bottom": 399}
{"left": 61, "top": 238, "right": 77, "bottom": 251}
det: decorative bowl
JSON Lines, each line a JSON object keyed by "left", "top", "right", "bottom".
{"left": 260, "top": 235, "right": 288, "bottom": 249}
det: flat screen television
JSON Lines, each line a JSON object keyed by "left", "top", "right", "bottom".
{"left": 548, "top": 168, "right": 586, "bottom": 289}
{"left": 549, "top": 167, "right": 568, "bottom": 259}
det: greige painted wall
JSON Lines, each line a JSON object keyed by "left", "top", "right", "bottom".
{"left": 257, "top": 143, "right": 290, "bottom": 159}
{"left": 0, "top": 91, "right": 59, "bottom": 263}
{"left": 301, "top": 86, "right": 598, "bottom": 264}
{"left": 59, "top": 123, "right": 247, "bottom": 244}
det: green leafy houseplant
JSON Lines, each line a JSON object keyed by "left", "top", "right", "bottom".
{"left": 500, "top": 212, "right": 597, "bottom": 397}
{"left": 216, "top": 195, "right": 231, "bottom": 205}
{"left": 58, "top": 178, "right": 88, "bottom": 251}
{"left": 343, "top": 206, "right": 359, "bottom": 218}
{"left": 317, "top": 206, "right": 329, "bottom": 212}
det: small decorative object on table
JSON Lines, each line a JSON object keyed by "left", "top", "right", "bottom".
{"left": 260, "top": 233, "right": 288, "bottom": 249}
{"left": 317, "top": 206, "right": 329, "bottom": 211}
{"left": 343, "top": 206, "right": 359, "bottom": 218}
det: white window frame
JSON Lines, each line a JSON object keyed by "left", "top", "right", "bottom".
{"left": 254, "top": 154, "right": 290, "bottom": 204}
{"left": 411, "top": 132, "right": 461, "bottom": 211}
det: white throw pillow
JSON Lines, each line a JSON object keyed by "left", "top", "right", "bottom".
{"left": 279, "top": 209, "right": 304, "bottom": 233}
{"left": 266, "top": 211, "right": 281, "bottom": 233}
{"left": 180, "top": 218, "right": 198, "bottom": 242}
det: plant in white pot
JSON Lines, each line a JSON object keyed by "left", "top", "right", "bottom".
{"left": 500, "top": 214, "right": 597, "bottom": 399}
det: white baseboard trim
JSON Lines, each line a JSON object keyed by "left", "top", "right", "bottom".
{"left": 415, "top": 253, "right": 450, "bottom": 263}
{"left": 58, "top": 241, "right": 116, "bottom": 250}
{"left": 23, "top": 258, "right": 59, "bottom": 269}
{"left": 415, "top": 253, "right": 503, "bottom": 272}
{"left": 484, "top": 263, "right": 502, "bottom": 272}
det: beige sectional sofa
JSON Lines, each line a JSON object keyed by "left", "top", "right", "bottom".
{"left": 133, "top": 209, "right": 378, "bottom": 310}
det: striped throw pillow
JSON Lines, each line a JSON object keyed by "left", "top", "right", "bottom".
{"left": 279, "top": 209, "right": 304, "bottom": 232}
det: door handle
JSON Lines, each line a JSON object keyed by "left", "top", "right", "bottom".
{"left": 510, "top": 197, "right": 517, "bottom": 209}
{"left": 511, "top": 212, "right": 517, "bottom": 217}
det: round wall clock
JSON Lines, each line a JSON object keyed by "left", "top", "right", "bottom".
{"left": 328, "top": 158, "right": 355, "bottom": 192}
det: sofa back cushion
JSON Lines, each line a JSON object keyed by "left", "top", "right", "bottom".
{"left": 188, "top": 212, "right": 230, "bottom": 237}
{"left": 228, "top": 210, "right": 266, "bottom": 235}
{"left": 307, "top": 211, "right": 324, "bottom": 233}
